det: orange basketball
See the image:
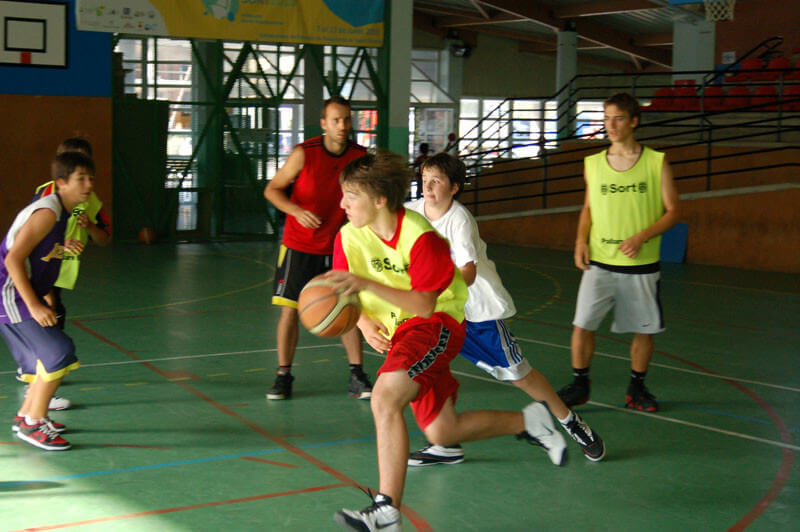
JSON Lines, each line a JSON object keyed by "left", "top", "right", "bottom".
{"left": 138, "top": 227, "right": 156, "bottom": 244}
{"left": 298, "top": 275, "right": 361, "bottom": 337}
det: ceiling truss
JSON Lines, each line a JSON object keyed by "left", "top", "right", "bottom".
{"left": 414, "top": 0, "right": 679, "bottom": 72}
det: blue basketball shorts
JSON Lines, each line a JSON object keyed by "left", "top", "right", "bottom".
{"left": 0, "top": 319, "right": 79, "bottom": 383}
{"left": 461, "top": 319, "right": 532, "bottom": 382}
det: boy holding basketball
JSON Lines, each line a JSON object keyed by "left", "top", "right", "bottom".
{"left": 405, "top": 152, "right": 605, "bottom": 466}
{"left": 0, "top": 151, "right": 95, "bottom": 450}
{"left": 328, "top": 151, "right": 565, "bottom": 532}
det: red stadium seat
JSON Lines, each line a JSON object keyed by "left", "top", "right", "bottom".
{"left": 751, "top": 85, "right": 778, "bottom": 110}
{"left": 702, "top": 86, "right": 726, "bottom": 111}
{"left": 779, "top": 84, "right": 800, "bottom": 111}
{"left": 762, "top": 57, "right": 792, "bottom": 81}
{"left": 741, "top": 57, "right": 768, "bottom": 81}
{"left": 673, "top": 86, "right": 700, "bottom": 111}
{"left": 645, "top": 87, "right": 675, "bottom": 111}
{"left": 723, "top": 85, "right": 751, "bottom": 109}
{"left": 786, "top": 59, "right": 800, "bottom": 81}
{"left": 725, "top": 57, "right": 764, "bottom": 83}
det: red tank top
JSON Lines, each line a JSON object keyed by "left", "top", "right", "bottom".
{"left": 281, "top": 136, "right": 367, "bottom": 254}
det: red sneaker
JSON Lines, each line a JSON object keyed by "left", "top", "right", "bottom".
{"left": 15, "top": 419, "right": 71, "bottom": 450}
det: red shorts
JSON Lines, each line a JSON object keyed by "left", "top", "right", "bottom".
{"left": 378, "top": 313, "right": 466, "bottom": 430}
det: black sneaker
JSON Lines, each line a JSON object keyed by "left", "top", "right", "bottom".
{"left": 563, "top": 413, "right": 605, "bottom": 462}
{"left": 348, "top": 372, "right": 372, "bottom": 400}
{"left": 266, "top": 372, "right": 294, "bottom": 400}
{"left": 408, "top": 443, "right": 465, "bottom": 466}
{"left": 557, "top": 379, "right": 590, "bottom": 407}
{"left": 334, "top": 493, "right": 401, "bottom": 531}
{"left": 626, "top": 383, "right": 658, "bottom": 412}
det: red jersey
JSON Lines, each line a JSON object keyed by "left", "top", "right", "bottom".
{"left": 281, "top": 136, "right": 367, "bottom": 255}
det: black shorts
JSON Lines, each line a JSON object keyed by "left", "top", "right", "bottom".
{"left": 272, "top": 245, "right": 333, "bottom": 308}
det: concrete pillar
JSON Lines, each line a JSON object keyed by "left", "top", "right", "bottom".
{"left": 377, "top": 0, "right": 412, "bottom": 155}
{"left": 673, "top": 18, "right": 715, "bottom": 84}
{"left": 303, "top": 45, "right": 324, "bottom": 138}
{"left": 444, "top": 42, "right": 463, "bottom": 147}
{"left": 556, "top": 29, "right": 578, "bottom": 139}
{"left": 192, "top": 41, "right": 224, "bottom": 237}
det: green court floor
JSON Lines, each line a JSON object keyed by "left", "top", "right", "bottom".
{"left": 0, "top": 241, "right": 797, "bottom": 531}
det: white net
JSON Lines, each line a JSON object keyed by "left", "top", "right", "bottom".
{"left": 704, "top": 0, "right": 736, "bottom": 21}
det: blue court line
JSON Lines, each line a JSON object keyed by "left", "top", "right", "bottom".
{"left": 0, "top": 435, "right": 380, "bottom": 488}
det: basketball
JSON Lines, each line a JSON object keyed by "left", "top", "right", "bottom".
{"left": 298, "top": 275, "right": 361, "bottom": 337}
{"left": 138, "top": 227, "right": 156, "bottom": 244}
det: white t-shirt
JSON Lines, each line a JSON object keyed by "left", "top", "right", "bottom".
{"left": 405, "top": 198, "right": 515, "bottom": 322}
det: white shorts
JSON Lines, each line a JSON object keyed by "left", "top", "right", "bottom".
{"left": 573, "top": 265, "right": 664, "bottom": 334}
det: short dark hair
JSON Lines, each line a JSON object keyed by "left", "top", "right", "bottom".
{"left": 322, "top": 95, "right": 351, "bottom": 118}
{"left": 57, "top": 137, "right": 93, "bottom": 157}
{"left": 52, "top": 151, "right": 95, "bottom": 181}
{"left": 340, "top": 150, "right": 412, "bottom": 212}
{"left": 420, "top": 152, "right": 467, "bottom": 198}
{"left": 604, "top": 92, "right": 641, "bottom": 124}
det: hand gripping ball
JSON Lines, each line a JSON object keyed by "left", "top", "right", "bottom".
{"left": 298, "top": 275, "right": 361, "bottom": 337}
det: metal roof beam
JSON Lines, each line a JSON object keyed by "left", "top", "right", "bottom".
{"left": 478, "top": 0, "right": 672, "bottom": 67}
{"left": 554, "top": 0, "right": 659, "bottom": 18}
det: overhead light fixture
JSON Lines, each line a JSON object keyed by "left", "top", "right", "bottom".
{"left": 451, "top": 43, "right": 472, "bottom": 57}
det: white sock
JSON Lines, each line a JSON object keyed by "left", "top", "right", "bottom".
{"left": 24, "top": 415, "right": 42, "bottom": 425}
{"left": 558, "top": 411, "right": 574, "bottom": 426}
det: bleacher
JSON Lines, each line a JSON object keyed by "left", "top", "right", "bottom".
{"left": 643, "top": 50, "right": 800, "bottom": 113}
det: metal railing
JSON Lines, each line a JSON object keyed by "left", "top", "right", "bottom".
{"left": 457, "top": 65, "right": 800, "bottom": 216}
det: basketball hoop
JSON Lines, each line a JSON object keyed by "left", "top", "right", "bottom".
{"left": 703, "top": 0, "right": 735, "bottom": 21}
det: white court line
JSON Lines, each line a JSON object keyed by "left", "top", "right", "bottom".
{"left": 3, "top": 338, "right": 795, "bottom": 394}
{"left": 0, "top": 344, "right": 336, "bottom": 373}
{"left": 446, "top": 360, "right": 800, "bottom": 452}
{"left": 585, "top": 400, "right": 800, "bottom": 452}
{"left": 1, "top": 341, "right": 793, "bottom": 451}
{"left": 516, "top": 337, "right": 800, "bottom": 394}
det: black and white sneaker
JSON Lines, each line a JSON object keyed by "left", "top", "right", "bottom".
{"left": 517, "top": 402, "right": 567, "bottom": 466}
{"left": 408, "top": 443, "right": 465, "bottom": 466}
{"left": 348, "top": 372, "right": 373, "bottom": 400}
{"left": 266, "top": 372, "right": 294, "bottom": 400}
{"left": 15, "top": 367, "right": 25, "bottom": 383}
{"left": 563, "top": 412, "right": 606, "bottom": 462}
{"left": 334, "top": 492, "right": 402, "bottom": 532}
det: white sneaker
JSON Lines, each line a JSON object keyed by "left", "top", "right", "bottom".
{"left": 518, "top": 402, "right": 567, "bottom": 466}
{"left": 48, "top": 395, "right": 72, "bottom": 411}
{"left": 334, "top": 493, "right": 402, "bottom": 531}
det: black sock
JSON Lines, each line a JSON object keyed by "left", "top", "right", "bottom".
{"left": 277, "top": 365, "right": 292, "bottom": 375}
{"left": 349, "top": 364, "right": 364, "bottom": 376}
{"left": 573, "top": 367, "right": 590, "bottom": 385}
{"left": 630, "top": 369, "right": 647, "bottom": 386}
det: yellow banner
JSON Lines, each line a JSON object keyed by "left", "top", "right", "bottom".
{"left": 76, "top": 0, "right": 384, "bottom": 47}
